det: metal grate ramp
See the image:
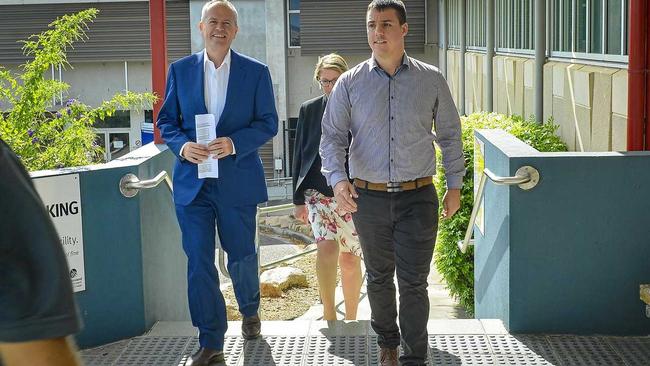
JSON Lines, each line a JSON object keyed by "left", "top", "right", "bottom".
{"left": 80, "top": 320, "right": 650, "bottom": 365}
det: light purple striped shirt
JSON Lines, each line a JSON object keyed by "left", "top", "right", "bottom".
{"left": 319, "top": 54, "right": 466, "bottom": 189}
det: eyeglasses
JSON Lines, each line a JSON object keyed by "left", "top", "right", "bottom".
{"left": 319, "top": 78, "right": 338, "bottom": 87}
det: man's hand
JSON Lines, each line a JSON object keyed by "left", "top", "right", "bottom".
{"left": 207, "top": 137, "right": 234, "bottom": 159}
{"left": 441, "top": 188, "right": 461, "bottom": 219}
{"left": 294, "top": 205, "right": 309, "bottom": 224}
{"left": 333, "top": 181, "right": 358, "bottom": 213}
{"left": 181, "top": 142, "right": 210, "bottom": 164}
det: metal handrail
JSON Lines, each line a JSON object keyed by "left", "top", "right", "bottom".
{"left": 458, "top": 165, "right": 540, "bottom": 253}
{"left": 484, "top": 169, "right": 533, "bottom": 186}
{"left": 259, "top": 246, "right": 318, "bottom": 271}
{"left": 220, "top": 203, "right": 311, "bottom": 279}
{"left": 458, "top": 172, "right": 488, "bottom": 254}
{"left": 119, "top": 171, "right": 173, "bottom": 197}
{"left": 120, "top": 171, "right": 311, "bottom": 281}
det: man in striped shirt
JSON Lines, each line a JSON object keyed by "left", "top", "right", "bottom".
{"left": 319, "top": 1, "right": 465, "bottom": 365}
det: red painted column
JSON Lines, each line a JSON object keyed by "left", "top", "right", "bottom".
{"left": 149, "top": 0, "right": 168, "bottom": 144}
{"left": 627, "top": 0, "right": 647, "bottom": 151}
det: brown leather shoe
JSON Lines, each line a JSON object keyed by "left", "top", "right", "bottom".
{"left": 242, "top": 313, "right": 261, "bottom": 339}
{"left": 379, "top": 347, "right": 398, "bottom": 366}
{"left": 185, "top": 347, "right": 224, "bottom": 366}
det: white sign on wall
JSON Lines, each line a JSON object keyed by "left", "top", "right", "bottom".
{"left": 33, "top": 174, "right": 85, "bottom": 292}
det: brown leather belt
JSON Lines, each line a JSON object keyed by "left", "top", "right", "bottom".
{"left": 353, "top": 177, "right": 433, "bottom": 193}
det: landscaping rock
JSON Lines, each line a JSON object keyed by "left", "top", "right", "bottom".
{"left": 641, "top": 284, "right": 650, "bottom": 305}
{"left": 265, "top": 216, "right": 280, "bottom": 226}
{"left": 279, "top": 216, "right": 291, "bottom": 228}
{"left": 260, "top": 267, "right": 308, "bottom": 298}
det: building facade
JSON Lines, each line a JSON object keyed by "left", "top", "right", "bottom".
{"left": 443, "top": 0, "right": 629, "bottom": 151}
{"left": 0, "top": 0, "right": 632, "bottom": 177}
{"left": 0, "top": 0, "right": 193, "bottom": 162}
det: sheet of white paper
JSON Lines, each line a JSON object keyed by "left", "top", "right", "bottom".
{"left": 195, "top": 114, "right": 219, "bottom": 179}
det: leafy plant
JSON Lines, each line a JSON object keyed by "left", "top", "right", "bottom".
{"left": 434, "top": 112, "right": 567, "bottom": 315}
{"left": 0, "top": 8, "right": 156, "bottom": 170}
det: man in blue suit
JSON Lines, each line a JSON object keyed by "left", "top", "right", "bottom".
{"left": 157, "top": 1, "right": 278, "bottom": 365}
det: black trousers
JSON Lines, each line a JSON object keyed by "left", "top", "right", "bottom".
{"left": 353, "top": 184, "right": 438, "bottom": 366}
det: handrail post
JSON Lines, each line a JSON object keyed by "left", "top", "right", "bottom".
{"left": 458, "top": 172, "right": 488, "bottom": 253}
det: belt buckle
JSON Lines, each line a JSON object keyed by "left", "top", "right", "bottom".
{"left": 386, "top": 181, "right": 402, "bottom": 193}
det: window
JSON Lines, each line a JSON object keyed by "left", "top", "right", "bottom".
{"left": 144, "top": 110, "right": 153, "bottom": 124}
{"left": 495, "top": 0, "right": 535, "bottom": 53}
{"left": 288, "top": 0, "right": 300, "bottom": 47}
{"left": 467, "top": 0, "right": 486, "bottom": 49}
{"left": 448, "top": 0, "right": 460, "bottom": 48}
{"left": 94, "top": 130, "right": 131, "bottom": 162}
{"left": 94, "top": 110, "right": 130, "bottom": 129}
{"left": 287, "top": 117, "right": 298, "bottom": 171}
{"left": 607, "top": 0, "right": 624, "bottom": 55}
{"left": 551, "top": 0, "right": 628, "bottom": 62}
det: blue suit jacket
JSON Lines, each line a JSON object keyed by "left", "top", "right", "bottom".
{"left": 157, "top": 50, "right": 278, "bottom": 206}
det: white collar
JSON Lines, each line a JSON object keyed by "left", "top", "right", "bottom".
{"left": 203, "top": 48, "right": 231, "bottom": 72}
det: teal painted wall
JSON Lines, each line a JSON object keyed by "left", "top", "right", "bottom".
{"left": 32, "top": 144, "right": 183, "bottom": 348}
{"left": 474, "top": 134, "right": 513, "bottom": 326}
{"left": 475, "top": 129, "right": 650, "bottom": 335}
{"left": 138, "top": 147, "right": 191, "bottom": 327}
{"left": 74, "top": 164, "right": 146, "bottom": 348}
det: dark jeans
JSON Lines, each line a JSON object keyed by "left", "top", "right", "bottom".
{"left": 353, "top": 184, "right": 438, "bottom": 366}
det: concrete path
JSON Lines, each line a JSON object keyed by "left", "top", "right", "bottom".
{"left": 249, "top": 212, "right": 470, "bottom": 321}
{"left": 298, "top": 261, "right": 469, "bottom": 321}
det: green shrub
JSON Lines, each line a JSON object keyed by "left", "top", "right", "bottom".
{"left": 0, "top": 9, "right": 155, "bottom": 170}
{"left": 434, "top": 112, "right": 567, "bottom": 315}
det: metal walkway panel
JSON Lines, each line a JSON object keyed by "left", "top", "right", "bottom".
{"left": 607, "top": 336, "right": 650, "bottom": 366}
{"left": 80, "top": 320, "right": 650, "bottom": 366}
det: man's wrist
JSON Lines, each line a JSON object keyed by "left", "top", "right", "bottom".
{"left": 328, "top": 172, "right": 348, "bottom": 189}
{"left": 445, "top": 175, "right": 463, "bottom": 190}
{"left": 179, "top": 142, "right": 190, "bottom": 160}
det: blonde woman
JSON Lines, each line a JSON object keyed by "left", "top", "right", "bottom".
{"left": 291, "top": 53, "right": 362, "bottom": 320}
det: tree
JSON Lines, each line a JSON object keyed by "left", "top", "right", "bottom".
{"left": 0, "top": 8, "right": 156, "bottom": 170}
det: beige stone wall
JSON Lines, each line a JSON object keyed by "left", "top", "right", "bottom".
{"left": 444, "top": 50, "right": 628, "bottom": 152}
{"left": 492, "top": 55, "right": 531, "bottom": 118}
{"left": 463, "top": 52, "right": 485, "bottom": 114}
{"left": 446, "top": 50, "right": 461, "bottom": 106}
{"left": 543, "top": 62, "right": 627, "bottom": 151}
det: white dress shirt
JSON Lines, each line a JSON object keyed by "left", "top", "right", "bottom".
{"left": 204, "top": 48, "right": 230, "bottom": 120}
{"left": 181, "top": 49, "right": 235, "bottom": 157}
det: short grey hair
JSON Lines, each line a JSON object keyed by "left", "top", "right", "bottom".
{"left": 201, "top": 0, "right": 238, "bottom": 24}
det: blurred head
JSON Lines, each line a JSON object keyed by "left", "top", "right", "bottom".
{"left": 314, "top": 53, "right": 349, "bottom": 96}
{"left": 366, "top": 0, "right": 408, "bottom": 59}
{"left": 199, "top": 1, "right": 239, "bottom": 53}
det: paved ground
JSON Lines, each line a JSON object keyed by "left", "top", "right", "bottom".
{"left": 297, "top": 263, "right": 469, "bottom": 321}
{"left": 81, "top": 319, "right": 650, "bottom": 365}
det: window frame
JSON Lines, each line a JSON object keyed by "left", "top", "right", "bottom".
{"left": 494, "top": 0, "right": 535, "bottom": 55}
{"left": 444, "top": 0, "right": 628, "bottom": 67}
{"left": 549, "top": 0, "right": 628, "bottom": 65}
{"left": 287, "top": 0, "right": 300, "bottom": 48}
